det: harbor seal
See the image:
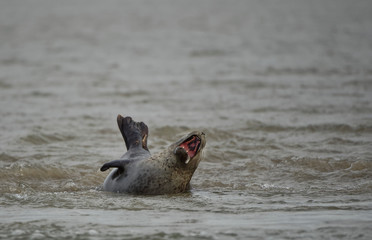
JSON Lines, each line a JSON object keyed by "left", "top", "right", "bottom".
{"left": 100, "top": 115, "right": 206, "bottom": 194}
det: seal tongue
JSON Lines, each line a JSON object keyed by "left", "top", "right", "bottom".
{"left": 179, "top": 136, "right": 201, "bottom": 162}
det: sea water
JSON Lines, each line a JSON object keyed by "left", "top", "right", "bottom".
{"left": 1, "top": 0, "right": 371, "bottom": 239}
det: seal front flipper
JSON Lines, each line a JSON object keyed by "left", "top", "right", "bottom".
{"left": 117, "top": 115, "right": 149, "bottom": 151}
{"left": 101, "top": 159, "right": 131, "bottom": 180}
{"left": 100, "top": 159, "right": 130, "bottom": 172}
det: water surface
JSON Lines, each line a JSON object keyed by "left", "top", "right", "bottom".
{"left": 1, "top": 0, "right": 372, "bottom": 239}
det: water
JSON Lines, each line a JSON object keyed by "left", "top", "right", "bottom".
{"left": 1, "top": 0, "right": 372, "bottom": 239}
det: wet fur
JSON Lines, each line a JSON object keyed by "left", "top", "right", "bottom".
{"left": 100, "top": 115, "right": 206, "bottom": 194}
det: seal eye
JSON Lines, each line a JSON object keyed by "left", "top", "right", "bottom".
{"left": 177, "top": 135, "right": 201, "bottom": 163}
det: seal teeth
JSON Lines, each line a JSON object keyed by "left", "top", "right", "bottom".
{"left": 185, "top": 155, "right": 191, "bottom": 164}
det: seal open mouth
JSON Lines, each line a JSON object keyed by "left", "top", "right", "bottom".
{"left": 178, "top": 135, "right": 201, "bottom": 163}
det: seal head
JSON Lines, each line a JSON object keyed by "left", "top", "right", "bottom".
{"left": 172, "top": 131, "right": 206, "bottom": 169}
{"left": 100, "top": 115, "right": 206, "bottom": 194}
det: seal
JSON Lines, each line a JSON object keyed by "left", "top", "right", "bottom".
{"left": 100, "top": 115, "right": 206, "bottom": 194}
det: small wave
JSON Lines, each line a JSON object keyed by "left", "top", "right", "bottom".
{"left": 245, "top": 120, "right": 372, "bottom": 133}
{"left": 322, "top": 137, "right": 364, "bottom": 145}
{"left": 202, "top": 128, "right": 238, "bottom": 145}
{"left": 2, "top": 163, "right": 72, "bottom": 181}
{"left": 0, "top": 153, "right": 19, "bottom": 162}
{"left": 1, "top": 162, "right": 104, "bottom": 194}
{"left": 272, "top": 156, "right": 372, "bottom": 174}
{"left": 152, "top": 126, "right": 192, "bottom": 138}
{"left": 189, "top": 48, "right": 228, "bottom": 57}
{"left": 1, "top": 224, "right": 214, "bottom": 240}
{"left": 205, "top": 79, "right": 288, "bottom": 89}
{"left": 104, "top": 89, "right": 149, "bottom": 98}
{"left": 343, "top": 79, "right": 372, "bottom": 88}
{"left": 20, "top": 131, "right": 75, "bottom": 145}
{"left": 245, "top": 120, "right": 287, "bottom": 132}
{"left": 251, "top": 107, "right": 278, "bottom": 113}
{"left": 257, "top": 66, "right": 359, "bottom": 76}
{"left": 303, "top": 124, "right": 372, "bottom": 133}
{"left": 0, "top": 80, "right": 12, "bottom": 88}
{"left": 30, "top": 91, "right": 53, "bottom": 97}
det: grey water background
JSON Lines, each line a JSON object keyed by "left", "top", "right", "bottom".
{"left": 1, "top": 0, "right": 372, "bottom": 239}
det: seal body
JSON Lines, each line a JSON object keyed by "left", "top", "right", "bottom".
{"left": 101, "top": 115, "right": 206, "bottom": 195}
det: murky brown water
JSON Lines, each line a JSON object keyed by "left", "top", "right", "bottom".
{"left": 1, "top": 0, "right": 372, "bottom": 239}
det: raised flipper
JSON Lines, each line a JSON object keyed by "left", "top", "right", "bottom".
{"left": 117, "top": 115, "right": 149, "bottom": 151}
